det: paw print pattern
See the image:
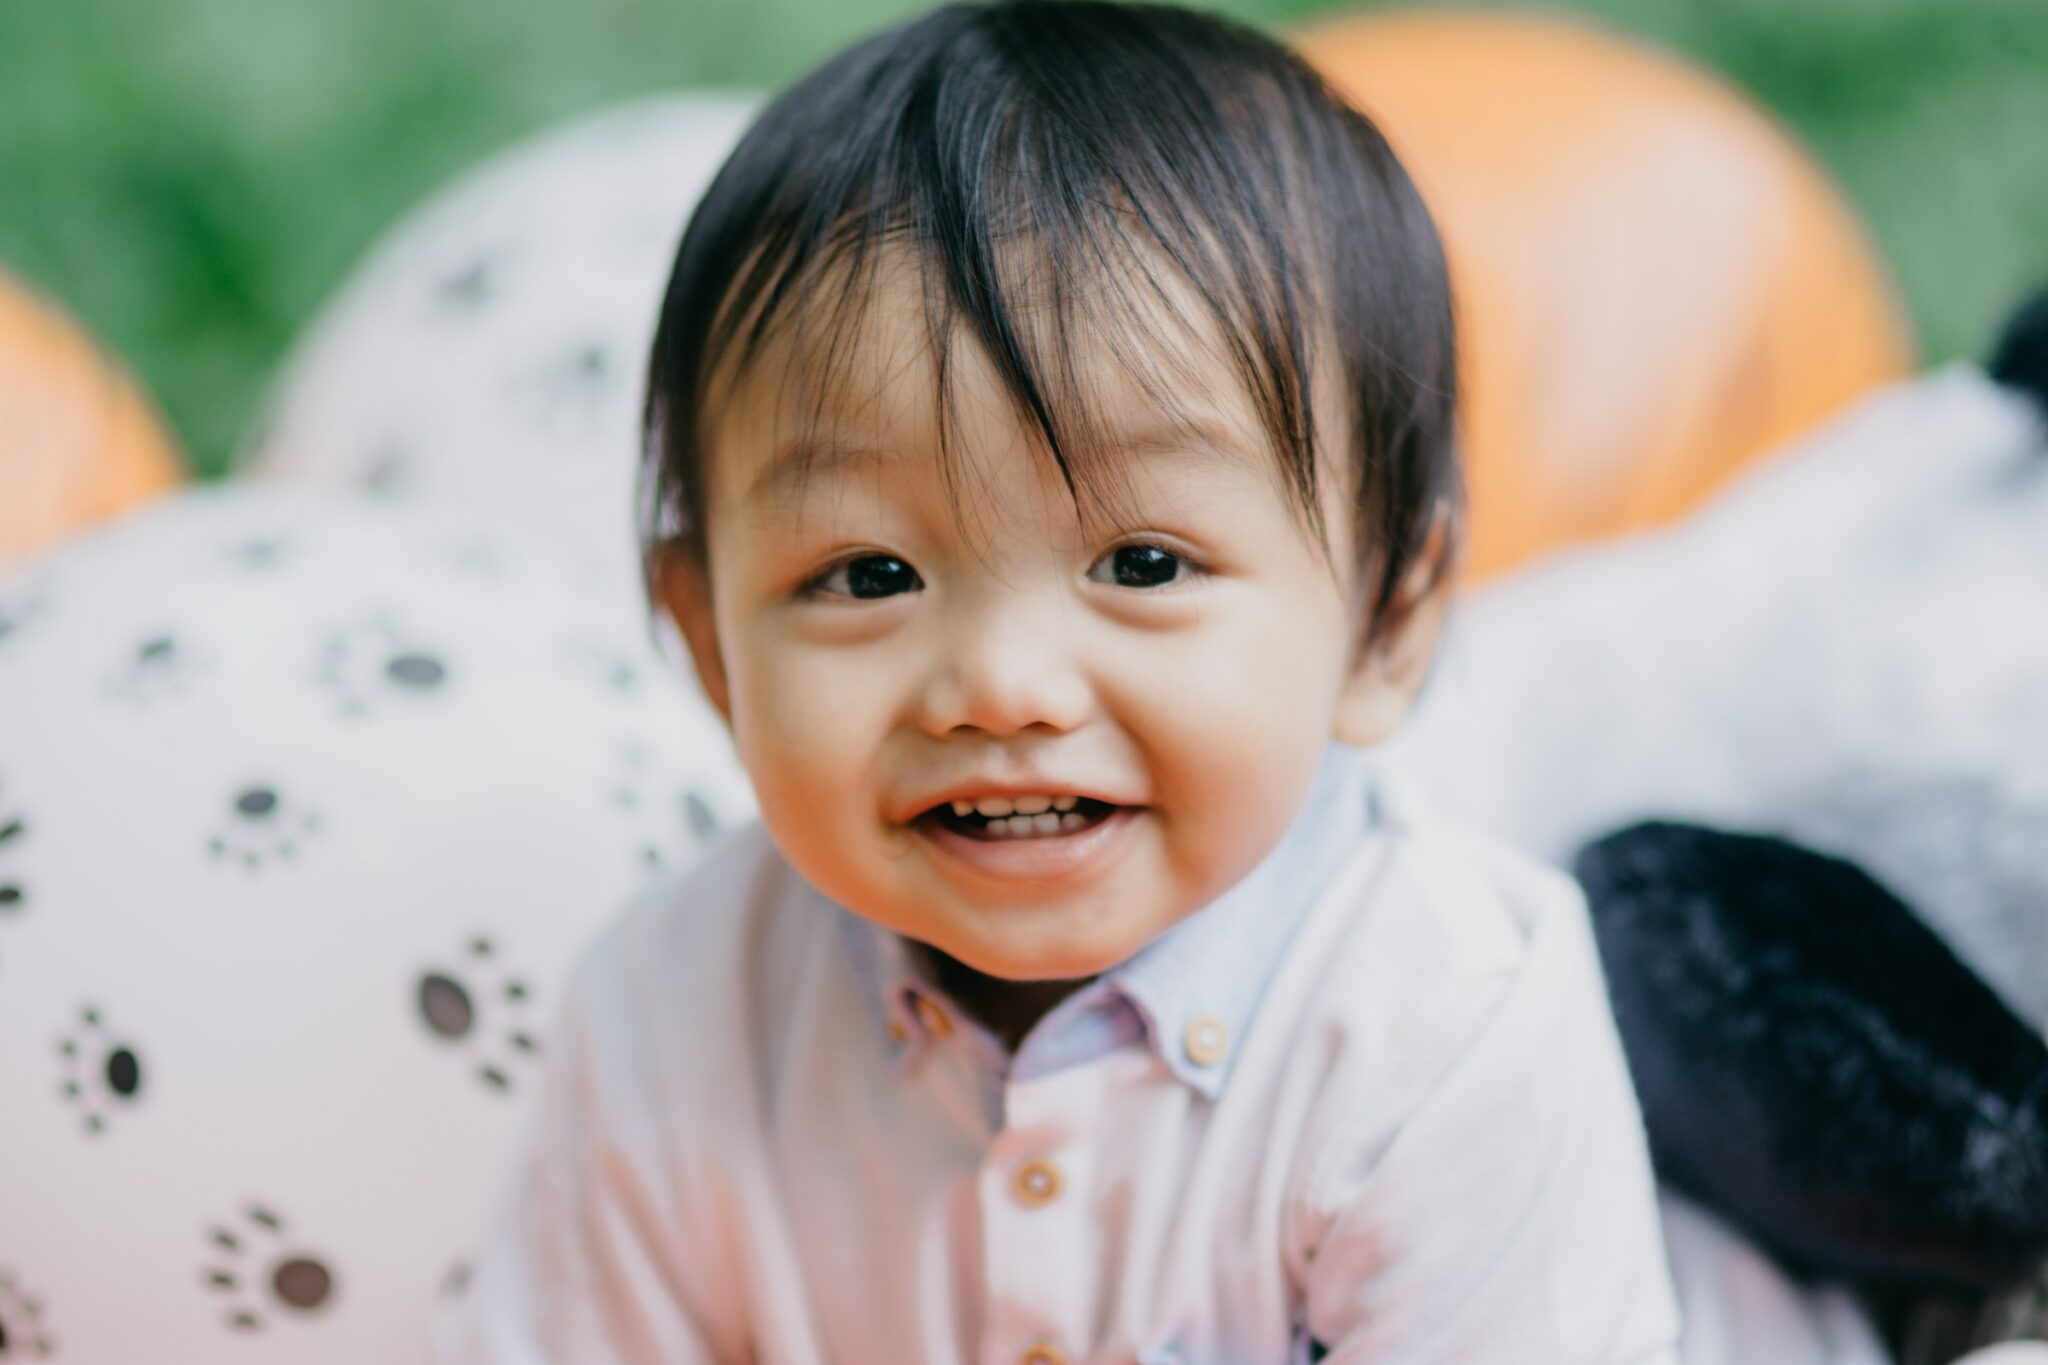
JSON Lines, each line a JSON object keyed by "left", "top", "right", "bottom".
{"left": 433, "top": 251, "right": 506, "bottom": 316}
{"left": 56, "top": 1005, "right": 146, "bottom": 1134}
{"left": 415, "top": 935, "right": 539, "bottom": 1094}
{"left": 684, "top": 790, "right": 720, "bottom": 841}
{"left": 1, "top": 782, "right": 26, "bottom": 920}
{"left": 315, "top": 615, "right": 452, "bottom": 717}
{"left": 611, "top": 744, "right": 722, "bottom": 870}
{"left": 217, "top": 536, "right": 294, "bottom": 574}
{"left": 510, "top": 339, "right": 617, "bottom": 433}
{"left": 207, "top": 784, "right": 322, "bottom": 871}
{"left": 202, "top": 1205, "right": 339, "bottom": 1331}
{"left": 0, "top": 1268, "right": 54, "bottom": 1357}
{"left": 565, "top": 638, "right": 646, "bottom": 698}
{"left": 355, "top": 440, "right": 417, "bottom": 502}
{"left": 103, "top": 631, "right": 209, "bottom": 705}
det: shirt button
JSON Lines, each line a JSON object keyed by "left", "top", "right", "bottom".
{"left": 1182, "top": 1016, "right": 1229, "bottom": 1067}
{"left": 912, "top": 994, "right": 954, "bottom": 1039}
{"left": 1020, "top": 1344, "right": 1068, "bottom": 1365}
{"left": 1012, "top": 1157, "right": 1063, "bottom": 1208}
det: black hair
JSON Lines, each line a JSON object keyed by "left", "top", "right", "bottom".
{"left": 642, "top": 0, "right": 1459, "bottom": 646}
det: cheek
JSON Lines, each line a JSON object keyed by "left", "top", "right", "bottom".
{"left": 1127, "top": 590, "right": 1348, "bottom": 761}
{"left": 723, "top": 623, "right": 901, "bottom": 871}
{"left": 1107, "top": 591, "right": 1351, "bottom": 884}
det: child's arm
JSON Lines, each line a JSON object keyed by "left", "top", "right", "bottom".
{"left": 433, "top": 942, "right": 735, "bottom": 1365}
{"left": 1291, "top": 863, "right": 1683, "bottom": 1364}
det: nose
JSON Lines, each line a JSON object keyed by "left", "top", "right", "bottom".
{"left": 912, "top": 591, "right": 1093, "bottom": 738}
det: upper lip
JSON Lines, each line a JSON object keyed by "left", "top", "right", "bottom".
{"left": 898, "top": 780, "right": 1140, "bottom": 822}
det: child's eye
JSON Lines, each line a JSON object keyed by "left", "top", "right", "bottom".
{"left": 811, "top": 554, "right": 924, "bottom": 600}
{"left": 1087, "top": 543, "right": 1190, "bottom": 589}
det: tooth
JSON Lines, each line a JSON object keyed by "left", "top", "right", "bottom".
{"left": 1012, "top": 795, "right": 1052, "bottom": 815}
{"left": 1005, "top": 815, "right": 1035, "bottom": 836}
{"left": 1052, "top": 796, "right": 1077, "bottom": 812}
{"left": 1060, "top": 812, "right": 1087, "bottom": 831}
{"left": 951, "top": 800, "right": 973, "bottom": 818}
{"left": 1032, "top": 812, "right": 1061, "bottom": 834}
{"left": 975, "top": 797, "right": 1015, "bottom": 817}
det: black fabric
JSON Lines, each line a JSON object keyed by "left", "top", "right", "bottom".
{"left": 1576, "top": 820, "right": 2048, "bottom": 1293}
{"left": 1989, "top": 286, "right": 2048, "bottom": 411}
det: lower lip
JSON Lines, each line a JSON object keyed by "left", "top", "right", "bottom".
{"left": 914, "top": 806, "right": 1141, "bottom": 884}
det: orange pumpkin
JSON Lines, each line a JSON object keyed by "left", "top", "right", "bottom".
{"left": 1, "top": 272, "right": 185, "bottom": 570}
{"left": 1294, "top": 9, "right": 1912, "bottom": 583}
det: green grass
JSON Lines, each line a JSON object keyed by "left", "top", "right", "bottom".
{"left": 2, "top": 0, "right": 2042, "bottom": 478}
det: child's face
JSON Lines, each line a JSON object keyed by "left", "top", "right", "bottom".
{"left": 663, "top": 261, "right": 1443, "bottom": 981}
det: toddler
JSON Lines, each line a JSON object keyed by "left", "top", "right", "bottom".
{"left": 440, "top": 3, "right": 1682, "bottom": 1361}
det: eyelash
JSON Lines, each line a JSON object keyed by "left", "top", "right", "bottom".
{"left": 800, "top": 554, "right": 922, "bottom": 601}
{"left": 1087, "top": 541, "right": 1204, "bottom": 591}
{"left": 798, "top": 541, "right": 1205, "bottom": 601}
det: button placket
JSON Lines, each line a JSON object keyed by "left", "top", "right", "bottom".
{"left": 978, "top": 1066, "right": 1102, "bottom": 1365}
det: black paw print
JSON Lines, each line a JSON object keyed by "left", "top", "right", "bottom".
{"left": 1, "top": 782, "right": 27, "bottom": 920}
{"left": 0, "top": 1267, "right": 54, "bottom": 1357}
{"left": 315, "top": 615, "right": 452, "bottom": 716}
{"left": 433, "top": 251, "right": 506, "bottom": 316}
{"left": 611, "top": 744, "right": 721, "bottom": 871}
{"left": 565, "top": 638, "right": 646, "bottom": 698}
{"left": 202, "top": 1205, "right": 339, "bottom": 1330}
{"left": 415, "top": 935, "right": 539, "bottom": 1094}
{"left": 217, "top": 536, "right": 294, "bottom": 574}
{"left": 207, "top": 784, "right": 322, "bottom": 871}
{"left": 354, "top": 440, "right": 416, "bottom": 502}
{"left": 103, "top": 631, "right": 209, "bottom": 706}
{"left": 510, "top": 339, "right": 617, "bottom": 432}
{"left": 56, "top": 1005, "right": 146, "bottom": 1135}
{"left": 684, "top": 790, "right": 720, "bottom": 841}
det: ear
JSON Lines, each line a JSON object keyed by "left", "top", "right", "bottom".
{"left": 651, "top": 543, "right": 733, "bottom": 727}
{"left": 1332, "top": 514, "right": 1455, "bottom": 748}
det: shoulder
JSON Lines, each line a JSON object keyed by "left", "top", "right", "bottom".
{"left": 556, "top": 822, "right": 842, "bottom": 1103}
{"left": 1272, "top": 771, "right": 1621, "bottom": 1186}
{"left": 1372, "top": 767, "right": 1588, "bottom": 919}
{"left": 1278, "top": 777, "right": 1679, "bottom": 1356}
{"left": 1306, "top": 771, "right": 1597, "bottom": 1036}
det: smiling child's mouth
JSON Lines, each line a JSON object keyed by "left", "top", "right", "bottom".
{"left": 918, "top": 797, "right": 1121, "bottom": 841}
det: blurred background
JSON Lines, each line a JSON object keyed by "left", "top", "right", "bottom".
{"left": 6, "top": 5, "right": 2048, "bottom": 1361}
{"left": 2, "top": 0, "right": 2044, "bottom": 479}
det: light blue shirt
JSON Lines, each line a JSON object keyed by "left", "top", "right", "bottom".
{"left": 442, "top": 737, "right": 1682, "bottom": 1364}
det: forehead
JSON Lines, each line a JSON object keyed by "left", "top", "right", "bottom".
{"left": 703, "top": 241, "right": 1306, "bottom": 521}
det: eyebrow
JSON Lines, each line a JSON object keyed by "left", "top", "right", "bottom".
{"left": 743, "top": 441, "right": 891, "bottom": 511}
{"left": 742, "top": 414, "right": 1265, "bottom": 511}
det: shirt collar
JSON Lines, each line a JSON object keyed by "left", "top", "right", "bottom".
{"left": 834, "top": 742, "right": 1377, "bottom": 1099}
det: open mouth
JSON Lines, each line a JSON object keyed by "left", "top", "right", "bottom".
{"left": 916, "top": 795, "right": 1122, "bottom": 841}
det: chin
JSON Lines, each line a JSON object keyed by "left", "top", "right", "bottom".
{"left": 937, "top": 919, "right": 1150, "bottom": 983}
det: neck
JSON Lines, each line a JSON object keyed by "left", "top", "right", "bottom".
{"left": 920, "top": 945, "right": 1096, "bottom": 1053}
